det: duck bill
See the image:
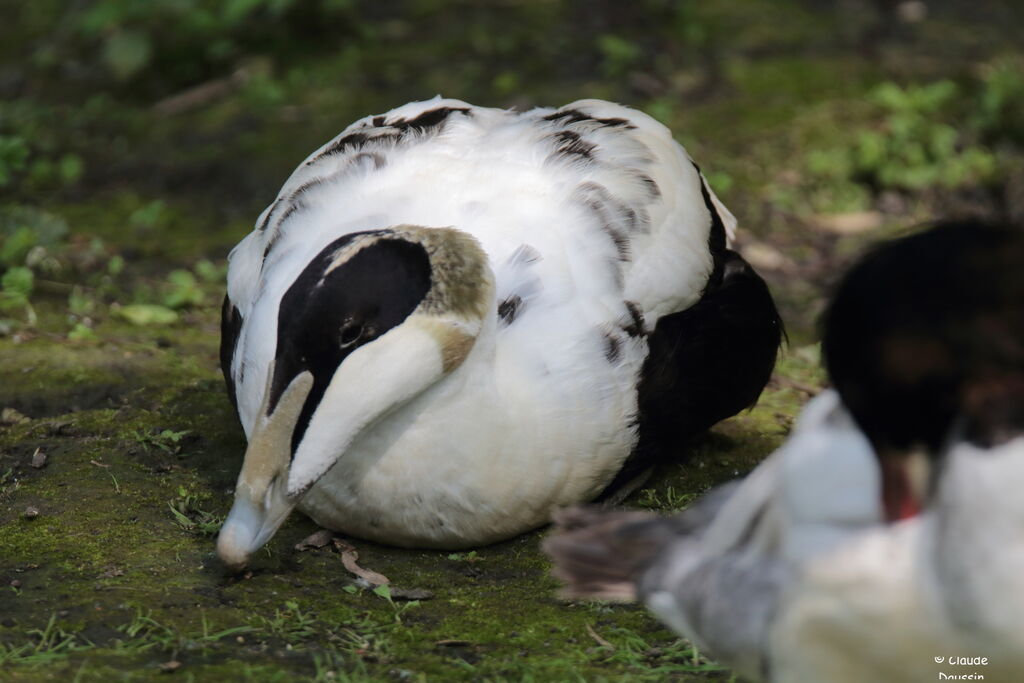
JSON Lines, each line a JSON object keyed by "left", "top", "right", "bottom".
{"left": 218, "top": 315, "right": 480, "bottom": 570}
{"left": 217, "top": 477, "right": 293, "bottom": 571}
{"left": 217, "top": 370, "right": 313, "bottom": 571}
{"left": 879, "top": 449, "right": 931, "bottom": 522}
{"left": 285, "top": 316, "right": 478, "bottom": 498}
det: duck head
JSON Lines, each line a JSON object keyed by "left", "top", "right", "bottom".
{"left": 217, "top": 226, "right": 494, "bottom": 570}
{"left": 822, "top": 220, "right": 1024, "bottom": 522}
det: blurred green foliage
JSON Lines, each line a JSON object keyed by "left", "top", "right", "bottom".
{"left": 0, "top": 137, "right": 29, "bottom": 188}
{"left": 976, "top": 57, "right": 1024, "bottom": 145}
{"left": 831, "top": 80, "right": 997, "bottom": 190}
{"left": 0, "top": 0, "right": 1022, "bottom": 340}
{"left": 795, "top": 58, "right": 1024, "bottom": 212}
{"left": 33, "top": 0, "right": 355, "bottom": 89}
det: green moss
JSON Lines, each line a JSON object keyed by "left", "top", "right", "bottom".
{"left": 0, "top": 296, "right": 816, "bottom": 682}
{"left": 0, "top": 308, "right": 820, "bottom": 680}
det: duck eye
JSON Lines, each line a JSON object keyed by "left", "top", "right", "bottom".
{"left": 339, "top": 323, "right": 363, "bottom": 347}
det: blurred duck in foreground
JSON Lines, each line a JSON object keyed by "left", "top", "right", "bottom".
{"left": 546, "top": 220, "right": 1024, "bottom": 682}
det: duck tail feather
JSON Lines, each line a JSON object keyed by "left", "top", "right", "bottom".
{"left": 544, "top": 506, "right": 678, "bottom": 602}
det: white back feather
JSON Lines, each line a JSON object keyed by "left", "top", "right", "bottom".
{"left": 226, "top": 98, "right": 725, "bottom": 436}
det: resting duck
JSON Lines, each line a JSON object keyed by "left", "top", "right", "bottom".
{"left": 547, "top": 221, "right": 1024, "bottom": 682}
{"left": 215, "top": 97, "right": 782, "bottom": 570}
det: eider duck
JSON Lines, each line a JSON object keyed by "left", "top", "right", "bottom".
{"left": 216, "top": 97, "right": 782, "bottom": 570}
{"left": 546, "top": 221, "right": 1024, "bottom": 682}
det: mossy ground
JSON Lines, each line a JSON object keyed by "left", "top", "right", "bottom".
{"left": 0, "top": 321, "right": 815, "bottom": 682}
{"left": 0, "top": 313, "right": 815, "bottom": 682}
{"left": 1, "top": 2, "right": 1021, "bottom": 680}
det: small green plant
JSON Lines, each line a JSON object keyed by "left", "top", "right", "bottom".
{"left": 67, "top": 286, "right": 96, "bottom": 317}
{"left": 0, "top": 467, "right": 18, "bottom": 500}
{"left": 258, "top": 600, "right": 319, "bottom": 643}
{"left": 0, "top": 266, "right": 36, "bottom": 325}
{"left": 115, "top": 303, "right": 179, "bottom": 326}
{"left": 160, "top": 259, "right": 227, "bottom": 309}
{"left": 168, "top": 485, "right": 224, "bottom": 536}
{"left": 329, "top": 611, "right": 392, "bottom": 660}
{"left": 194, "top": 614, "right": 254, "bottom": 648}
{"left": 132, "top": 428, "right": 189, "bottom": 454}
{"left": 107, "top": 254, "right": 125, "bottom": 276}
{"left": 115, "top": 607, "right": 252, "bottom": 653}
{"left": 0, "top": 136, "right": 29, "bottom": 188}
{"left": 127, "top": 200, "right": 167, "bottom": 230}
{"left": 805, "top": 78, "right": 1006, "bottom": 200}
{"left": 194, "top": 259, "right": 227, "bottom": 283}
{"left": 0, "top": 615, "right": 93, "bottom": 667}
{"left": 371, "top": 584, "right": 420, "bottom": 624}
{"left": 972, "top": 57, "right": 1024, "bottom": 145}
{"left": 0, "top": 228, "right": 38, "bottom": 268}
{"left": 855, "top": 81, "right": 996, "bottom": 190}
{"left": 311, "top": 649, "right": 365, "bottom": 683}
{"left": 600, "top": 625, "right": 726, "bottom": 674}
{"left": 445, "top": 550, "right": 481, "bottom": 562}
{"left": 162, "top": 269, "right": 205, "bottom": 309}
{"left": 25, "top": 154, "right": 85, "bottom": 190}
{"left": 635, "top": 485, "right": 697, "bottom": 511}
{"left": 67, "top": 323, "right": 96, "bottom": 341}
{"left": 0, "top": 132, "right": 86, "bottom": 193}
{"left": 596, "top": 34, "right": 642, "bottom": 77}
{"left": 115, "top": 608, "right": 177, "bottom": 652}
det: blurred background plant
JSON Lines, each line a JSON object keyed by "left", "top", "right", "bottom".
{"left": 0, "top": 0, "right": 1021, "bottom": 341}
{"left": 799, "top": 60, "right": 1024, "bottom": 213}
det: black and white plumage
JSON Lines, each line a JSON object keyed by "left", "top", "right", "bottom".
{"left": 547, "top": 221, "right": 1024, "bottom": 682}
{"left": 215, "top": 97, "right": 782, "bottom": 569}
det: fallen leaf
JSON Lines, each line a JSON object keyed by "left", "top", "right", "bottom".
{"left": 116, "top": 304, "right": 179, "bottom": 326}
{"left": 740, "top": 241, "right": 792, "bottom": 272}
{"left": 813, "top": 211, "right": 884, "bottom": 235}
{"left": 30, "top": 448, "right": 47, "bottom": 469}
{"left": 388, "top": 587, "right": 434, "bottom": 601}
{"left": 295, "top": 529, "right": 335, "bottom": 551}
{"left": 332, "top": 538, "right": 355, "bottom": 552}
{"left": 332, "top": 538, "right": 390, "bottom": 586}
{"left": 341, "top": 551, "right": 391, "bottom": 586}
{"left": 153, "top": 67, "right": 251, "bottom": 117}
{"left": 434, "top": 639, "right": 472, "bottom": 647}
{"left": 586, "top": 623, "right": 615, "bottom": 650}
{"left": 158, "top": 660, "right": 182, "bottom": 673}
